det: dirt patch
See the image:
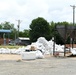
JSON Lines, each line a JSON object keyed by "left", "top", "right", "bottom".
{"left": 0, "top": 54, "right": 21, "bottom": 60}
{"left": 0, "top": 54, "right": 51, "bottom": 60}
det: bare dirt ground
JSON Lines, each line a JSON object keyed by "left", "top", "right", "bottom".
{"left": 0, "top": 54, "right": 21, "bottom": 60}
{"left": 0, "top": 54, "right": 51, "bottom": 61}
{"left": 0, "top": 54, "right": 76, "bottom": 75}
{"left": 0, "top": 53, "right": 72, "bottom": 60}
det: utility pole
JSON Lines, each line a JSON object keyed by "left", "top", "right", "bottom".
{"left": 70, "top": 5, "right": 76, "bottom": 25}
{"left": 70, "top": 5, "right": 76, "bottom": 48}
{"left": 16, "top": 20, "right": 21, "bottom": 38}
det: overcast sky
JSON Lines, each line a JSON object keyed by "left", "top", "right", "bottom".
{"left": 0, "top": 0, "right": 76, "bottom": 31}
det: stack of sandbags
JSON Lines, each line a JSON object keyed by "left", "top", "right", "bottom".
{"left": 70, "top": 48, "right": 76, "bottom": 55}
{"left": 21, "top": 51, "right": 36, "bottom": 60}
{"left": 21, "top": 45, "right": 36, "bottom": 60}
{"left": 21, "top": 45, "right": 44, "bottom": 60}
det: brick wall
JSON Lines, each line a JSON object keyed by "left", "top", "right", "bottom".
{"left": 66, "top": 44, "right": 76, "bottom": 48}
{"left": 0, "top": 38, "right": 9, "bottom": 45}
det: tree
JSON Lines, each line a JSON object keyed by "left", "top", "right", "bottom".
{"left": 0, "top": 21, "right": 18, "bottom": 40}
{"left": 19, "top": 29, "right": 29, "bottom": 37}
{"left": 0, "top": 21, "right": 14, "bottom": 29}
{"left": 49, "top": 21, "right": 56, "bottom": 38}
{"left": 0, "top": 25, "right": 2, "bottom": 29}
{"left": 23, "top": 29, "right": 29, "bottom": 37}
{"left": 29, "top": 17, "right": 51, "bottom": 42}
{"left": 49, "top": 21, "right": 72, "bottom": 45}
{"left": 10, "top": 28, "right": 17, "bottom": 40}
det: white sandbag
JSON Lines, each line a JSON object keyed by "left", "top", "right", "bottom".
{"left": 36, "top": 50, "right": 44, "bottom": 59}
{"left": 71, "top": 48, "right": 76, "bottom": 55}
{"left": 21, "top": 51, "right": 36, "bottom": 60}
{"left": 59, "top": 52, "right": 64, "bottom": 56}
{"left": 10, "top": 49, "right": 17, "bottom": 54}
{"left": 0, "top": 50, "right": 2, "bottom": 53}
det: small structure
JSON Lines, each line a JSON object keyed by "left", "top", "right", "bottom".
{"left": 56, "top": 25, "right": 76, "bottom": 56}
{"left": 15, "top": 37, "right": 30, "bottom": 46}
{"left": 0, "top": 29, "right": 11, "bottom": 45}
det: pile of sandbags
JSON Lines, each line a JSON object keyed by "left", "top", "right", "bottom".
{"left": 21, "top": 45, "right": 44, "bottom": 60}
{"left": 0, "top": 37, "right": 66, "bottom": 59}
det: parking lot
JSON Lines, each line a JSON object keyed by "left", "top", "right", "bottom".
{"left": 0, "top": 54, "right": 76, "bottom": 75}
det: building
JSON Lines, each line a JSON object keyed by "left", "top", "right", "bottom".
{"left": 15, "top": 37, "right": 30, "bottom": 46}
{"left": 0, "top": 29, "right": 11, "bottom": 45}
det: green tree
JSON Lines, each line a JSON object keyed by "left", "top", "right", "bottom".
{"left": 49, "top": 21, "right": 56, "bottom": 38}
{"left": 0, "top": 24, "right": 2, "bottom": 29}
{"left": 0, "top": 21, "right": 17, "bottom": 39}
{"left": 0, "top": 21, "right": 14, "bottom": 29}
{"left": 49, "top": 21, "right": 72, "bottom": 45}
{"left": 0, "top": 21, "right": 15, "bottom": 39}
{"left": 29, "top": 17, "right": 51, "bottom": 42}
{"left": 19, "top": 29, "right": 29, "bottom": 37}
{"left": 23, "top": 29, "right": 29, "bottom": 37}
{"left": 19, "top": 31, "right": 24, "bottom": 37}
{"left": 10, "top": 28, "right": 17, "bottom": 40}
{"left": 55, "top": 21, "right": 69, "bottom": 26}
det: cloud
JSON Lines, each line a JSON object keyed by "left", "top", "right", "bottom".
{"left": 0, "top": 0, "right": 76, "bottom": 31}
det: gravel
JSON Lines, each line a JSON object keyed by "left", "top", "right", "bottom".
{"left": 0, "top": 56, "right": 76, "bottom": 75}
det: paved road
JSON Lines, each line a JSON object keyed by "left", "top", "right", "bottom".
{"left": 0, "top": 56, "right": 76, "bottom": 75}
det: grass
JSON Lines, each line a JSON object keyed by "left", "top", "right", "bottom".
{"left": 0, "top": 45, "right": 24, "bottom": 49}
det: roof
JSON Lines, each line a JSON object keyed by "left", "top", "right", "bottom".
{"left": 0, "top": 29, "right": 11, "bottom": 33}
{"left": 18, "top": 37, "right": 30, "bottom": 40}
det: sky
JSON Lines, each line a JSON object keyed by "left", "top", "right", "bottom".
{"left": 0, "top": 0, "right": 76, "bottom": 31}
